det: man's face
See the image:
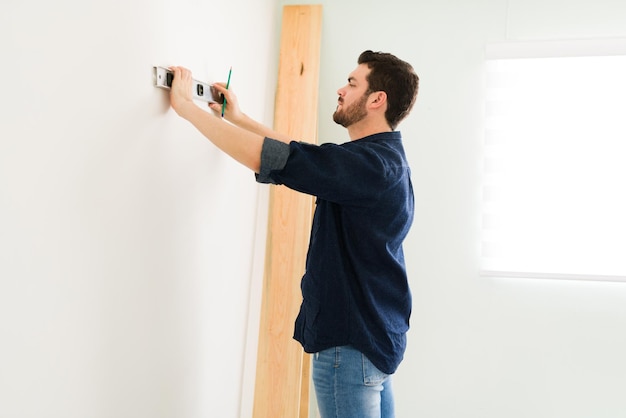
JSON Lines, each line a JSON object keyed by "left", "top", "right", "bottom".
{"left": 333, "top": 64, "right": 371, "bottom": 128}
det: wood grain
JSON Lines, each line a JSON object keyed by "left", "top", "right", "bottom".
{"left": 253, "top": 5, "right": 322, "bottom": 418}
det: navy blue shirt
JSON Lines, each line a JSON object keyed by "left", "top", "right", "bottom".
{"left": 256, "top": 131, "right": 413, "bottom": 374}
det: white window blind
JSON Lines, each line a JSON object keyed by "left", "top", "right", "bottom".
{"left": 482, "top": 40, "right": 626, "bottom": 282}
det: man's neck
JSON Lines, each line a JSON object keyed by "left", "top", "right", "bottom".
{"left": 347, "top": 119, "right": 392, "bottom": 141}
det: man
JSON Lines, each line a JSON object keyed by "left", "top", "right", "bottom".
{"left": 169, "top": 50, "right": 419, "bottom": 418}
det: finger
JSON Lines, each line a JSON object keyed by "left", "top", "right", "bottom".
{"left": 170, "top": 67, "right": 183, "bottom": 86}
{"left": 169, "top": 66, "right": 192, "bottom": 84}
{"left": 211, "top": 83, "right": 227, "bottom": 93}
{"left": 177, "top": 67, "right": 189, "bottom": 81}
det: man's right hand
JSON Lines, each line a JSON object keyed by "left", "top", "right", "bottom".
{"left": 168, "top": 66, "right": 197, "bottom": 120}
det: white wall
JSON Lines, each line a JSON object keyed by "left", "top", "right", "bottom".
{"left": 0, "top": 1, "right": 277, "bottom": 417}
{"left": 280, "top": 1, "right": 626, "bottom": 417}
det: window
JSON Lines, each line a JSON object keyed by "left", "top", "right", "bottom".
{"left": 482, "top": 39, "right": 626, "bottom": 282}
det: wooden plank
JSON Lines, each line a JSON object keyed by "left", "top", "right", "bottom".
{"left": 299, "top": 350, "right": 312, "bottom": 418}
{"left": 253, "top": 5, "right": 323, "bottom": 418}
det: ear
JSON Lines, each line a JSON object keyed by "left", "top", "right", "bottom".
{"left": 368, "top": 91, "right": 387, "bottom": 110}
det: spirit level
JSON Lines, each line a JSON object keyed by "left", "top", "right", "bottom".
{"left": 152, "top": 66, "right": 218, "bottom": 103}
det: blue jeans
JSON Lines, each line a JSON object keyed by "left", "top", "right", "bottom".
{"left": 312, "top": 345, "right": 395, "bottom": 418}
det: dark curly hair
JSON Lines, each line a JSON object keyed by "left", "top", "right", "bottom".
{"left": 358, "top": 50, "right": 419, "bottom": 130}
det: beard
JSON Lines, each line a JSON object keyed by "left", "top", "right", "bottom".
{"left": 333, "top": 92, "right": 369, "bottom": 128}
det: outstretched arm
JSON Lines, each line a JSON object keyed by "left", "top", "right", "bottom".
{"left": 169, "top": 66, "right": 265, "bottom": 173}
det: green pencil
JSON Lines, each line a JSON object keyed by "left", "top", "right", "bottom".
{"left": 221, "top": 66, "right": 232, "bottom": 118}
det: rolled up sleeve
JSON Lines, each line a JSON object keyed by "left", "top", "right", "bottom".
{"left": 255, "top": 137, "right": 291, "bottom": 184}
